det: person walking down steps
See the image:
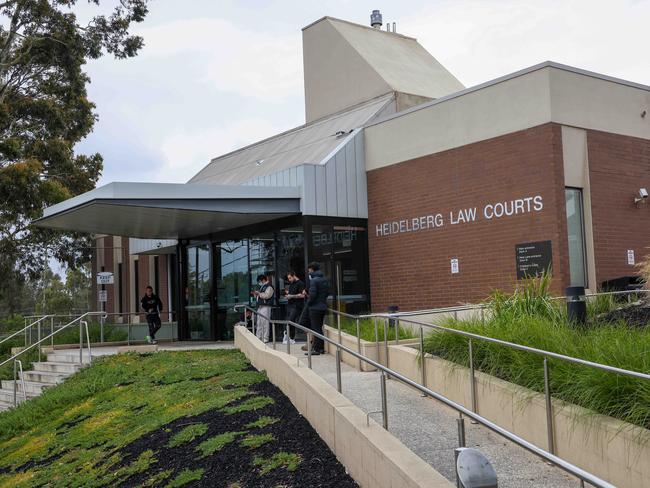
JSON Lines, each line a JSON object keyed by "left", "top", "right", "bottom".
{"left": 141, "top": 286, "right": 163, "bottom": 344}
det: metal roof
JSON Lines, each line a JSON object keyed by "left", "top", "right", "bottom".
{"left": 35, "top": 182, "right": 300, "bottom": 239}
{"left": 187, "top": 93, "right": 394, "bottom": 185}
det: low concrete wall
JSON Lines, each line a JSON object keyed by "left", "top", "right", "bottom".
{"left": 323, "top": 324, "right": 419, "bottom": 372}
{"left": 387, "top": 344, "right": 650, "bottom": 488}
{"left": 234, "top": 326, "right": 453, "bottom": 488}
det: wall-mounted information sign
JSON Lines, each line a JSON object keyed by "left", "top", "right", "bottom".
{"left": 627, "top": 249, "right": 635, "bottom": 265}
{"left": 98, "top": 290, "right": 108, "bottom": 302}
{"left": 450, "top": 258, "right": 459, "bottom": 274}
{"left": 515, "top": 241, "right": 552, "bottom": 280}
{"left": 97, "top": 272, "right": 114, "bottom": 285}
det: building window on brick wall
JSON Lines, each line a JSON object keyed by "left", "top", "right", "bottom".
{"left": 565, "top": 187, "right": 587, "bottom": 287}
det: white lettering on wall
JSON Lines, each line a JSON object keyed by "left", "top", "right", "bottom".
{"left": 375, "top": 195, "right": 545, "bottom": 238}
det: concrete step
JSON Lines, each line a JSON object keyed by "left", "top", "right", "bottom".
{"left": 46, "top": 353, "right": 91, "bottom": 364}
{"left": 32, "top": 362, "right": 84, "bottom": 374}
{"left": 1, "top": 380, "right": 51, "bottom": 395}
{"left": 0, "top": 388, "right": 37, "bottom": 404}
{"left": 21, "top": 370, "right": 66, "bottom": 385}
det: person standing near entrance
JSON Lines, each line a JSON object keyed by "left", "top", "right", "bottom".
{"left": 284, "top": 271, "right": 305, "bottom": 345}
{"left": 253, "top": 274, "right": 274, "bottom": 343}
{"left": 306, "top": 262, "right": 329, "bottom": 355}
{"left": 141, "top": 286, "right": 163, "bottom": 344}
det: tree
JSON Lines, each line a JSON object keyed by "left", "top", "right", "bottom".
{"left": 0, "top": 0, "right": 149, "bottom": 298}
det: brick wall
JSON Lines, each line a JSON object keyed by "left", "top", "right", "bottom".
{"left": 588, "top": 130, "right": 650, "bottom": 285}
{"left": 367, "top": 123, "right": 570, "bottom": 311}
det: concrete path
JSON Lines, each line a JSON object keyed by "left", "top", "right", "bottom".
{"left": 269, "top": 342, "right": 584, "bottom": 488}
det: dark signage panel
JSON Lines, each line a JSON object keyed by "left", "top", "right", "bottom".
{"left": 515, "top": 240, "right": 552, "bottom": 280}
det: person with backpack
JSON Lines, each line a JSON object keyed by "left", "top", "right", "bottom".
{"left": 253, "top": 274, "right": 274, "bottom": 343}
{"left": 141, "top": 286, "right": 163, "bottom": 344}
{"left": 305, "top": 262, "right": 329, "bottom": 355}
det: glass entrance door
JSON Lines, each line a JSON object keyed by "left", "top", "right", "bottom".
{"left": 215, "top": 240, "right": 250, "bottom": 340}
{"left": 186, "top": 244, "right": 213, "bottom": 340}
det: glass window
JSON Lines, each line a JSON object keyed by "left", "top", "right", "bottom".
{"left": 215, "top": 240, "right": 249, "bottom": 340}
{"left": 249, "top": 234, "right": 276, "bottom": 303}
{"left": 565, "top": 188, "right": 587, "bottom": 287}
{"left": 186, "top": 244, "right": 212, "bottom": 340}
{"left": 276, "top": 227, "right": 306, "bottom": 304}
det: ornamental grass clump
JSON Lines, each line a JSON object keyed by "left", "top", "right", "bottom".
{"left": 423, "top": 274, "right": 650, "bottom": 430}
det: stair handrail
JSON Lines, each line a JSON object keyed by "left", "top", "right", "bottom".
{"left": 0, "top": 312, "right": 106, "bottom": 369}
{"left": 13, "top": 359, "right": 26, "bottom": 406}
{"left": 0, "top": 315, "right": 55, "bottom": 347}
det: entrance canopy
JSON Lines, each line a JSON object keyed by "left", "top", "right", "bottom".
{"left": 35, "top": 182, "right": 301, "bottom": 239}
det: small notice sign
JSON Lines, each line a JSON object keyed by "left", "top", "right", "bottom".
{"left": 450, "top": 258, "right": 459, "bottom": 274}
{"left": 628, "top": 249, "right": 635, "bottom": 266}
{"left": 98, "top": 290, "right": 108, "bottom": 302}
{"left": 515, "top": 241, "right": 553, "bottom": 279}
{"left": 97, "top": 272, "right": 114, "bottom": 285}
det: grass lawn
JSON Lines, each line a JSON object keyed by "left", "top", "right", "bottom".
{"left": 0, "top": 349, "right": 357, "bottom": 488}
{"left": 422, "top": 277, "right": 650, "bottom": 430}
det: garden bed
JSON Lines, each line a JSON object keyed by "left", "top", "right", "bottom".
{"left": 0, "top": 349, "right": 357, "bottom": 487}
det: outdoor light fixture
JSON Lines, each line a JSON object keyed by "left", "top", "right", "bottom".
{"left": 634, "top": 188, "right": 648, "bottom": 204}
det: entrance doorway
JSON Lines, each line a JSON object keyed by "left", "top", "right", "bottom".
{"left": 214, "top": 240, "right": 250, "bottom": 341}
{"left": 186, "top": 244, "right": 212, "bottom": 340}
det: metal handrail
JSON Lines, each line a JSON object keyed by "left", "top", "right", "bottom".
{"left": 331, "top": 310, "right": 650, "bottom": 382}
{"left": 1, "top": 315, "right": 54, "bottom": 347}
{"left": 0, "top": 312, "right": 105, "bottom": 368}
{"left": 13, "top": 359, "right": 27, "bottom": 406}
{"left": 235, "top": 304, "right": 614, "bottom": 488}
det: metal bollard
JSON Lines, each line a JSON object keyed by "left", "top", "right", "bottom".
{"left": 455, "top": 448, "right": 498, "bottom": 488}
{"left": 380, "top": 372, "right": 388, "bottom": 429}
{"left": 469, "top": 339, "right": 477, "bottom": 414}
{"left": 356, "top": 317, "right": 362, "bottom": 371}
{"left": 543, "top": 357, "right": 555, "bottom": 454}
{"left": 383, "top": 317, "right": 390, "bottom": 379}
{"left": 335, "top": 348, "right": 342, "bottom": 393}
{"left": 286, "top": 324, "right": 291, "bottom": 355}
{"left": 307, "top": 332, "right": 312, "bottom": 369}
{"left": 419, "top": 325, "right": 427, "bottom": 396}
{"left": 457, "top": 414, "right": 466, "bottom": 448}
{"left": 272, "top": 319, "right": 277, "bottom": 349}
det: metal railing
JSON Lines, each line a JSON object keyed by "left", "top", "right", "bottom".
{"left": 0, "top": 315, "right": 55, "bottom": 348}
{"left": 235, "top": 304, "right": 614, "bottom": 488}
{"left": 13, "top": 359, "right": 26, "bottom": 406}
{"left": 326, "top": 305, "right": 650, "bottom": 460}
{"left": 20, "top": 311, "right": 178, "bottom": 347}
{"left": 0, "top": 312, "right": 106, "bottom": 370}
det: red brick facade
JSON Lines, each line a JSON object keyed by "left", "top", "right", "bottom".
{"left": 91, "top": 237, "right": 172, "bottom": 317}
{"left": 367, "top": 123, "right": 571, "bottom": 311}
{"left": 588, "top": 130, "right": 650, "bottom": 283}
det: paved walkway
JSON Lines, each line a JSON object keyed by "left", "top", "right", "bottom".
{"left": 62, "top": 340, "right": 584, "bottom": 487}
{"left": 270, "top": 342, "right": 582, "bottom": 488}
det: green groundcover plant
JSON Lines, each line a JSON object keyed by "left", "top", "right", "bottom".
{"left": 0, "top": 349, "right": 286, "bottom": 487}
{"left": 422, "top": 274, "right": 650, "bottom": 430}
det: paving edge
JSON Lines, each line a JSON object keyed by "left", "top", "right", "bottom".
{"left": 234, "top": 325, "right": 453, "bottom": 488}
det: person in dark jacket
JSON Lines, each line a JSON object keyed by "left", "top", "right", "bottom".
{"left": 141, "top": 286, "right": 163, "bottom": 344}
{"left": 305, "top": 262, "right": 329, "bottom": 355}
{"left": 284, "top": 271, "right": 305, "bottom": 344}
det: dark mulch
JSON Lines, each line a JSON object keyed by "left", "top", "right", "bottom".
{"left": 118, "top": 380, "right": 358, "bottom": 488}
{"left": 599, "top": 304, "right": 650, "bottom": 328}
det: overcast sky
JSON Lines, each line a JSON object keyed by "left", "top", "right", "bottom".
{"left": 79, "top": 0, "right": 650, "bottom": 186}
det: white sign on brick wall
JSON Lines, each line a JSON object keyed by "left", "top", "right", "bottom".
{"left": 627, "top": 249, "right": 635, "bottom": 266}
{"left": 451, "top": 258, "right": 459, "bottom": 274}
{"left": 98, "top": 290, "right": 108, "bottom": 302}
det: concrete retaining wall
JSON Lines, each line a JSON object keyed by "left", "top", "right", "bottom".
{"left": 387, "top": 344, "right": 650, "bottom": 488}
{"left": 234, "top": 325, "right": 453, "bottom": 488}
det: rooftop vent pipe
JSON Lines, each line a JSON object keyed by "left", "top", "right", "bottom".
{"left": 370, "top": 10, "right": 382, "bottom": 29}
